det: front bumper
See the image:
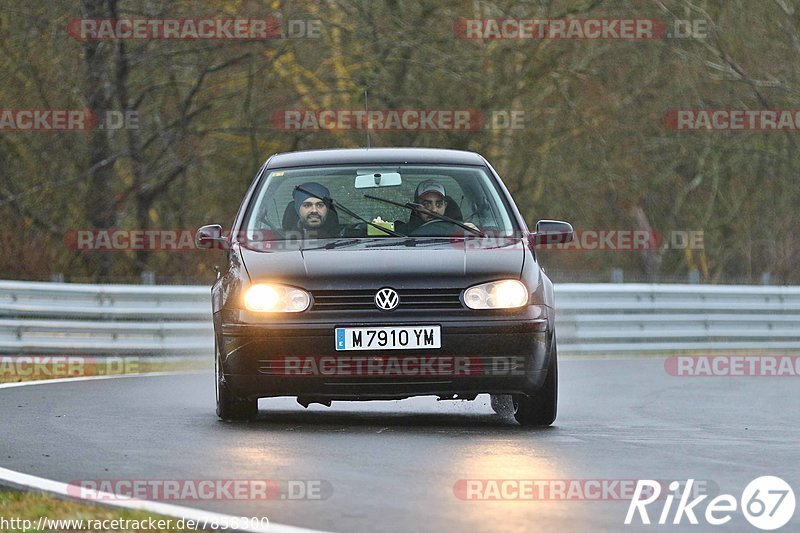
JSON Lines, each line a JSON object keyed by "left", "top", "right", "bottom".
{"left": 217, "top": 311, "right": 552, "bottom": 401}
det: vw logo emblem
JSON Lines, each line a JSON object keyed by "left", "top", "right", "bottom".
{"left": 374, "top": 288, "right": 400, "bottom": 311}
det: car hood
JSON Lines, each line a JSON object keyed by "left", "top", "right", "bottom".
{"left": 239, "top": 238, "right": 528, "bottom": 289}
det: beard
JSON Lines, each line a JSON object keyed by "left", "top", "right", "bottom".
{"left": 302, "top": 214, "right": 323, "bottom": 227}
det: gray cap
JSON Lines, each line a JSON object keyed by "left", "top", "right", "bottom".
{"left": 415, "top": 180, "right": 446, "bottom": 199}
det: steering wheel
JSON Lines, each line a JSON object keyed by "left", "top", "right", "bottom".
{"left": 340, "top": 222, "right": 367, "bottom": 237}
{"left": 409, "top": 219, "right": 459, "bottom": 236}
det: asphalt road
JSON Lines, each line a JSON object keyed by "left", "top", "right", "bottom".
{"left": 1, "top": 358, "right": 798, "bottom": 532}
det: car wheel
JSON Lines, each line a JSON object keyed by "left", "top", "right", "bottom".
{"left": 512, "top": 336, "right": 558, "bottom": 426}
{"left": 215, "top": 341, "right": 257, "bottom": 421}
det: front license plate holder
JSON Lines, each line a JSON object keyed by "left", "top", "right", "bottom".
{"left": 335, "top": 325, "right": 441, "bottom": 351}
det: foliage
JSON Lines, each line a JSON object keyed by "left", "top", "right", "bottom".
{"left": 0, "top": 0, "right": 797, "bottom": 284}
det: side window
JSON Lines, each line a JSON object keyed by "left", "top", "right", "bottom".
{"left": 465, "top": 180, "right": 506, "bottom": 231}
{"left": 252, "top": 180, "right": 289, "bottom": 233}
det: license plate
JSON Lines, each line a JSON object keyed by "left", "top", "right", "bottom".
{"left": 335, "top": 326, "right": 441, "bottom": 351}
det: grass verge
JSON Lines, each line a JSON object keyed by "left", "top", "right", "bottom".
{"left": 0, "top": 357, "right": 210, "bottom": 384}
{"left": 0, "top": 490, "right": 203, "bottom": 532}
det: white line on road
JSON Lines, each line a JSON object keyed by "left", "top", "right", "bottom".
{"left": 0, "top": 372, "right": 331, "bottom": 533}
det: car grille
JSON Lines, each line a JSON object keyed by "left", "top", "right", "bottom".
{"left": 311, "top": 288, "right": 464, "bottom": 311}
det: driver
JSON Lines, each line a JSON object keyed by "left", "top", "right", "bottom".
{"left": 415, "top": 180, "right": 449, "bottom": 223}
{"left": 397, "top": 180, "right": 478, "bottom": 233}
{"left": 292, "top": 182, "right": 340, "bottom": 238}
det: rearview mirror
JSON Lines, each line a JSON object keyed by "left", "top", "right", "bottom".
{"left": 196, "top": 224, "right": 225, "bottom": 249}
{"left": 529, "top": 220, "right": 574, "bottom": 246}
{"left": 354, "top": 171, "right": 402, "bottom": 189}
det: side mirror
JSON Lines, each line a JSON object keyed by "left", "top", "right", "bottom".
{"left": 529, "top": 220, "right": 574, "bottom": 246}
{"left": 196, "top": 224, "right": 225, "bottom": 249}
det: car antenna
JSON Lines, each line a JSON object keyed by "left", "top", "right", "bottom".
{"left": 364, "top": 89, "right": 371, "bottom": 149}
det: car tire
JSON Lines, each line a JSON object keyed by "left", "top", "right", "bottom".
{"left": 216, "top": 341, "right": 257, "bottom": 421}
{"left": 512, "top": 336, "right": 558, "bottom": 426}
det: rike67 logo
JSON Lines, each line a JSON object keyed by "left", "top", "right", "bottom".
{"left": 626, "top": 477, "right": 795, "bottom": 530}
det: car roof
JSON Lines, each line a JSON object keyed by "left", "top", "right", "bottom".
{"left": 265, "top": 148, "right": 487, "bottom": 169}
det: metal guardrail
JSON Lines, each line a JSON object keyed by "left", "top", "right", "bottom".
{"left": 2, "top": 280, "right": 800, "bottom": 356}
{"left": 556, "top": 284, "right": 800, "bottom": 353}
{"left": 0, "top": 281, "right": 212, "bottom": 356}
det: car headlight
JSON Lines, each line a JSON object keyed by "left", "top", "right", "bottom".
{"left": 463, "top": 280, "right": 529, "bottom": 309}
{"left": 243, "top": 283, "right": 310, "bottom": 313}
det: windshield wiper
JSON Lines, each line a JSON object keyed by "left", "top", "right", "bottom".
{"left": 363, "top": 194, "right": 485, "bottom": 237}
{"left": 299, "top": 238, "right": 366, "bottom": 251}
{"left": 294, "top": 185, "right": 406, "bottom": 237}
{"left": 365, "top": 237, "right": 454, "bottom": 248}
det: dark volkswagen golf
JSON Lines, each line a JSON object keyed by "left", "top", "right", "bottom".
{"left": 197, "top": 148, "right": 572, "bottom": 426}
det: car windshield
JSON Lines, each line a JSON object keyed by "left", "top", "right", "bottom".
{"left": 241, "top": 164, "right": 517, "bottom": 242}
